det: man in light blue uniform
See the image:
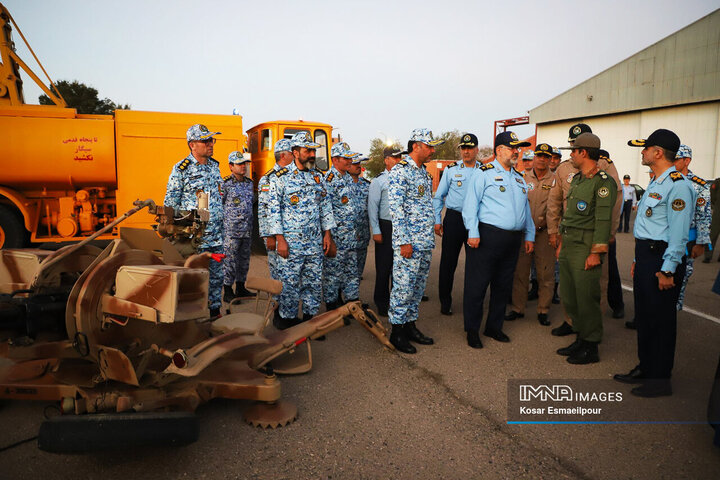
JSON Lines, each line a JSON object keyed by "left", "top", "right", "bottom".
{"left": 266, "top": 132, "right": 336, "bottom": 329}
{"left": 672, "top": 144, "right": 712, "bottom": 310}
{"left": 433, "top": 132, "right": 482, "bottom": 315}
{"left": 258, "top": 138, "right": 294, "bottom": 282}
{"left": 369, "top": 146, "right": 404, "bottom": 315}
{"left": 323, "top": 142, "right": 361, "bottom": 310}
{"left": 387, "top": 129, "right": 442, "bottom": 354}
{"left": 222, "top": 150, "right": 254, "bottom": 302}
{"left": 614, "top": 129, "right": 695, "bottom": 397}
{"left": 349, "top": 154, "right": 371, "bottom": 280}
{"left": 164, "top": 124, "right": 224, "bottom": 316}
{"left": 462, "top": 131, "right": 535, "bottom": 349}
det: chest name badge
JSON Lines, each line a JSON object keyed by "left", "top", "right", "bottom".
{"left": 645, "top": 207, "right": 652, "bottom": 217}
{"left": 455, "top": 174, "right": 463, "bottom": 178}
{"left": 577, "top": 200, "right": 588, "bottom": 211}
{"left": 341, "top": 195, "right": 349, "bottom": 204}
{"left": 495, "top": 176, "right": 503, "bottom": 182}
{"left": 456, "top": 181, "right": 462, "bottom": 187}
{"left": 499, "top": 186, "right": 506, "bottom": 192}
{"left": 290, "top": 194, "right": 300, "bottom": 205}
{"left": 418, "top": 185, "right": 425, "bottom": 196}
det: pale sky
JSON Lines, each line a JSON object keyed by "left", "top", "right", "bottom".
{"left": 6, "top": 0, "right": 719, "bottom": 152}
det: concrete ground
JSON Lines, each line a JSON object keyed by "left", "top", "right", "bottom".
{"left": 1, "top": 233, "right": 719, "bottom": 479}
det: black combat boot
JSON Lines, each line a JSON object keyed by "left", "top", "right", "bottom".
{"left": 389, "top": 324, "right": 416, "bottom": 354}
{"left": 406, "top": 321, "right": 434, "bottom": 345}
{"left": 551, "top": 321, "right": 573, "bottom": 336}
{"left": 235, "top": 284, "right": 254, "bottom": 298}
{"left": 552, "top": 283, "right": 560, "bottom": 304}
{"left": 325, "top": 300, "right": 339, "bottom": 312}
{"left": 527, "top": 279, "right": 539, "bottom": 300}
{"left": 223, "top": 285, "right": 235, "bottom": 303}
{"left": 567, "top": 340, "right": 599, "bottom": 364}
{"left": 556, "top": 336, "right": 581, "bottom": 356}
{"left": 272, "top": 311, "right": 296, "bottom": 330}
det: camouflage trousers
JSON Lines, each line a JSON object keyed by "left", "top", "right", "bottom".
{"left": 676, "top": 257, "right": 695, "bottom": 311}
{"left": 223, "top": 236, "right": 251, "bottom": 286}
{"left": 323, "top": 248, "right": 359, "bottom": 303}
{"left": 389, "top": 249, "right": 431, "bottom": 325}
{"left": 198, "top": 245, "right": 223, "bottom": 310}
{"left": 356, "top": 245, "right": 369, "bottom": 280}
{"left": 275, "top": 252, "right": 323, "bottom": 319}
{"left": 265, "top": 240, "right": 278, "bottom": 302}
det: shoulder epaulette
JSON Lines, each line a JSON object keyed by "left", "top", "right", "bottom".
{"left": 446, "top": 163, "right": 456, "bottom": 169}
{"left": 209, "top": 158, "right": 219, "bottom": 165}
{"left": 669, "top": 171, "right": 684, "bottom": 182}
{"left": 263, "top": 168, "right": 275, "bottom": 178}
{"left": 274, "top": 168, "right": 289, "bottom": 177}
{"left": 690, "top": 175, "right": 707, "bottom": 186}
{"left": 223, "top": 175, "right": 232, "bottom": 181}
{"left": 399, "top": 160, "right": 408, "bottom": 166}
{"left": 326, "top": 172, "right": 335, "bottom": 182}
{"left": 480, "top": 163, "right": 494, "bottom": 171}
{"left": 178, "top": 159, "right": 191, "bottom": 171}
{"left": 598, "top": 171, "right": 608, "bottom": 180}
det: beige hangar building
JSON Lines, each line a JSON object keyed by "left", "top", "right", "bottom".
{"left": 529, "top": 8, "right": 720, "bottom": 183}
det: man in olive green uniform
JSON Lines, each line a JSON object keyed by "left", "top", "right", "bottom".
{"left": 556, "top": 133, "right": 617, "bottom": 364}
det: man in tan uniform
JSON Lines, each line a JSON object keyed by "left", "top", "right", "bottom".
{"left": 506, "top": 143, "right": 557, "bottom": 326}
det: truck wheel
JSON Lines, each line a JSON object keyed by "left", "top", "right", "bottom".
{"left": 0, "top": 205, "right": 26, "bottom": 249}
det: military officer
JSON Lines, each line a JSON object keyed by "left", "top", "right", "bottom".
{"left": 433, "top": 132, "right": 482, "bottom": 316}
{"left": 266, "top": 132, "right": 336, "bottom": 328}
{"left": 368, "top": 146, "right": 404, "bottom": 316}
{"left": 549, "top": 147, "right": 562, "bottom": 172}
{"left": 387, "top": 129, "right": 441, "bottom": 354}
{"left": 614, "top": 129, "right": 694, "bottom": 397}
{"left": 462, "top": 131, "right": 535, "bottom": 349}
{"left": 258, "top": 138, "right": 295, "bottom": 282}
{"left": 554, "top": 133, "right": 616, "bottom": 365}
{"left": 505, "top": 143, "right": 557, "bottom": 326}
{"left": 348, "top": 155, "right": 371, "bottom": 279}
{"left": 672, "top": 144, "right": 711, "bottom": 310}
{"left": 222, "top": 150, "right": 254, "bottom": 303}
{"left": 164, "top": 124, "right": 224, "bottom": 316}
{"left": 323, "top": 142, "right": 361, "bottom": 310}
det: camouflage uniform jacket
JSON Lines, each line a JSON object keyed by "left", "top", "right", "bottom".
{"left": 324, "top": 166, "right": 357, "bottom": 250}
{"left": 222, "top": 174, "right": 254, "bottom": 238}
{"left": 686, "top": 169, "right": 711, "bottom": 245}
{"left": 351, "top": 176, "right": 371, "bottom": 246}
{"left": 266, "top": 161, "right": 336, "bottom": 255}
{"left": 164, "top": 153, "right": 224, "bottom": 248}
{"left": 258, "top": 164, "right": 281, "bottom": 238}
{"left": 388, "top": 156, "right": 435, "bottom": 251}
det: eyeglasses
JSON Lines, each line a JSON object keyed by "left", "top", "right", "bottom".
{"left": 197, "top": 138, "right": 216, "bottom": 145}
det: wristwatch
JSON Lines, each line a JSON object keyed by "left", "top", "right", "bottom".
{"left": 660, "top": 271, "right": 674, "bottom": 278}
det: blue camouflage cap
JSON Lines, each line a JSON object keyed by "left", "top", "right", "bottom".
{"left": 186, "top": 123, "right": 221, "bottom": 142}
{"left": 290, "top": 131, "right": 321, "bottom": 149}
{"left": 331, "top": 141, "right": 360, "bottom": 159}
{"left": 552, "top": 146, "right": 561, "bottom": 156}
{"left": 351, "top": 154, "right": 368, "bottom": 165}
{"left": 274, "top": 138, "right": 293, "bottom": 153}
{"left": 522, "top": 150, "right": 535, "bottom": 161}
{"left": 228, "top": 150, "right": 251, "bottom": 164}
{"left": 409, "top": 128, "right": 445, "bottom": 146}
{"left": 675, "top": 144, "right": 692, "bottom": 159}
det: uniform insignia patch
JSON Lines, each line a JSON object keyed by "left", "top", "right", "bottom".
{"left": 399, "top": 160, "right": 408, "bottom": 166}
{"left": 599, "top": 172, "right": 608, "bottom": 179}
{"left": 510, "top": 132, "right": 518, "bottom": 141}
{"left": 572, "top": 126, "right": 581, "bottom": 135}
{"left": 542, "top": 184, "right": 552, "bottom": 190}
{"left": 522, "top": 188, "right": 526, "bottom": 194}
{"left": 669, "top": 172, "right": 683, "bottom": 182}
{"left": 567, "top": 173, "right": 574, "bottom": 183}
{"left": 457, "top": 181, "right": 462, "bottom": 187}
{"left": 598, "top": 187, "right": 609, "bottom": 198}
{"left": 290, "top": 195, "right": 300, "bottom": 205}
{"left": 223, "top": 175, "right": 232, "bottom": 181}
{"left": 275, "top": 168, "right": 288, "bottom": 177}
{"left": 671, "top": 199, "right": 685, "bottom": 211}
{"left": 499, "top": 186, "right": 506, "bottom": 192}
{"left": 463, "top": 135, "right": 471, "bottom": 142}
{"left": 690, "top": 176, "right": 707, "bottom": 186}
{"left": 418, "top": 185, "right": 425, "bottom": 196}
{"left": 515, "top": 178, "right": 523, "bottom": 184}
{"left": 646, "top": 207, "right": 653, "bottom": 217}
{"left": 341, "top": 195, "right": 349, "bottom": 204}
{"left": 178, "top": 159, "right": 190, "bottom": 171}
{"left": 649, "top": 192, "right": 662, "bottom": 200}
{"left": 577, "top": 200, "right": 588, "bottom": 211}
{"left": 326, "top": 172, "right": 334, "bottom": 182}
{"left": 540, "top": 144, "right": 548, "bottom": 151}
{"left": 697, "top": 197, "right": 706, "bottom": 206}
{"left": 447, "top": 163, "right": 456, "bottom": 169}
{"left": 480, "top": 164, "right": 494, "bottom": 171}
{"left": 233, "top": 198, "right": 240, "bottom": 204}
{"left": 528, "top": 183, "right": 535, "bottom": 191}
{"left": 260, "top": 184, "right": 270, "bottom": 192}
{"left": 314, "top": 175, "right": 320, "bottom": 184}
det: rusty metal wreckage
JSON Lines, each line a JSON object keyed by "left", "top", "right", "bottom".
{"left": 0, "top": 199, "right": 393, "bottom": 451}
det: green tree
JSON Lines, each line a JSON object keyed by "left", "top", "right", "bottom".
{"left": 39, "top": 80, "right": 130, "bottom": 114}
{"left": 432, "top": 130, "right": 462, "bottom": 160}
{"left": 364, "top": 137, "right": 402, "bottom": 178}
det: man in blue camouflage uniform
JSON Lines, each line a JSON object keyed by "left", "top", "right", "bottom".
{"left": 164, "top": 124, "right": 224, "bottom": 316}
{"left": 387, "top": 128, "right": 442, "bottom": 354}
{"left": 266, "top": 132, "right": 336, "bottom": 328}
{"left": 323, "top": 142, "right": 361, "bottom": 309}
{"left": 258, "top": 138, "right": 294, "bottom": 283}
{"left": 222, "top": 150, "right": 255, "bottom": 303}
{"left": 672, "top": 144, "right": 711, "bottom": 310}
{"left": 348, "top": 154, "right": 371, "bottom": 280}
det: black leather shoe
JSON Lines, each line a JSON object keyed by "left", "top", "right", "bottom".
{"left": 421, "top": 295, "right": 429, "bottom": 302}
{"left": 440, "top": 305, "right": 453, "bottom": 316}
{"left": 504, "top": 310, "right": 524, "bottom": 321}
{"left": 537, "top": 313, "right": 550, "bottom": 326}
{"left": 612, "top": 308, "right": 625, "bottom": 319}
{"left": 325, "top": 301, "right": 339, "bottom": 312}
{"left": 389, "top": 324, "right": 416, "bottom": 354}
{"left": 551, "top": 321, "right": 573, "bottom": 336}
{"left": 613, "top": 366, "right": 645, "bottom": 384}
{"left": 273, "top": 313, "right": 296, "bottom": 330}
{"left": 567, "top": 340, "right": 599, "bottom": 364}
{"left": 557, "top": 337, "right": 581, "bottom": 356}
{"left": 625, "top": 320, "right": 637, "bottom": 330}
{"left": 483, "top": 329, "right": 510, "bottom": 343}
{"left": 209, "top": 307, "right": 221, "bottom": 318}
{"left": 377, "top": 307, "right": 388, "bottom": 317}
{"left": 406, "top": 322, "right": 434, "bottom": 345}
{"left": 631, "top": 382, "right": 672, "bottom": 398}
{"left": 235, "top": 285, "right": 255, "bottom": 298}
{"left": 223, "top": 285, "right": 235, "bottom": 303}
{"left": 527, "top": 279, "right": 539, "bottom": 301}
{"left": 466, "top": 331, "right": 483, "bottom": 349}
{"left": 551, "top": 283, "right": 560, "bottom": 304}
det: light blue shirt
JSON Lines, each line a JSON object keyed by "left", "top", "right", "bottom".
{"left": 462, "top": 160, "right": 535, "bottom": 241}
{"left": 433, "top": 160, "right": 482, "bottom": 224}
{"left": 368, "top": 170, "right": 391, "bottom": 235}
{"left": 633, "top": 166, "right": 695, "bottom": 272}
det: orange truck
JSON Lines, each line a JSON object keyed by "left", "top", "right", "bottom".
{"left": 0, "top": 3, "right": 333, "bottom": 249}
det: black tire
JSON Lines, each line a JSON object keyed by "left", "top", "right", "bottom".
{"left": 0, "top": 204, "right": 26, "bottom": 249}
{"left": 37, "top": 412, "right": 198, "bottom": 453}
